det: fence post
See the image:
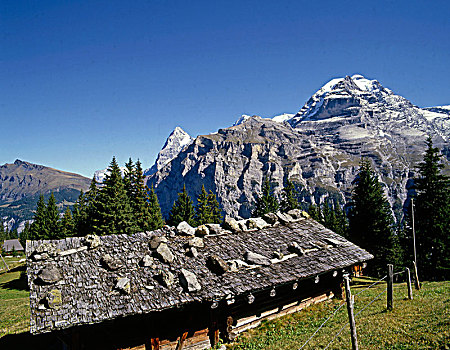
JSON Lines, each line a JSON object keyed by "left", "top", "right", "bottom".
{"left": 0, "top": 254, "right": 10, "bottom": 272}
{"left": 413, "top": 261, "right": 420, "bottom": 290}
{"left": 344, "top": 276, "right": 359, "bottom": 350}
{"left": 387, "top": 264, "right": 393, "bottom": 310}
{"left": 405, "top": 267, "right": 413, "bottom": 300}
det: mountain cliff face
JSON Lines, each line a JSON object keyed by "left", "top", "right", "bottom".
{"left": 145, "top": 127, "right": 193, "bottom": 176}
{"left": 148, "top": 75, "right": 450, "bottom": 219}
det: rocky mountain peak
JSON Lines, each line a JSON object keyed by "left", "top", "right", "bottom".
{"left": 148, "top": 74, "right": 449, "bottom": 220}
{"left": 145, "top": 126, "right": 193, "bottom": 176}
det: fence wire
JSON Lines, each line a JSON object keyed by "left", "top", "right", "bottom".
{"left": 323, "top": 287, "right": 387, "bottom": 350}
{"left": 299, "top": 273, "right": 389, "bottom": 349}
{"left": 298, "top": 302, "right": 346, "bottom": 349}
{"left": 298, "top": 270, "right": 408, "bottom": 349}
{"left": 354, "top": 275, "right": 387, "bottom": 297}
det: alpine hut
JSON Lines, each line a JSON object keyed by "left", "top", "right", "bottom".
{"left": 26, "top": 210, "right": 372, "bottom": 349}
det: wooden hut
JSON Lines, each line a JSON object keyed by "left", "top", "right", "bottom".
{"left": 26, "top": 210, "right": 372, "bottom": 349}
{"left": 2, "top": 238, "right": 24, "bottom": 252}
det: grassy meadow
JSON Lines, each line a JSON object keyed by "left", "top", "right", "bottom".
{"left": 228, "top": 279, "right": 450, "bottom": 350}
{"left": 0, "top": 265, "right": 29, "bottom": 338}
{"left": 0, "top": 266, "right": 449, "bottom": 349}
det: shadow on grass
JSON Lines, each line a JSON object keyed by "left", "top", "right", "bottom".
{"left": 0, "top": 267, "right": 29, "bottom": 291}
{"left": 0, "top": 331, "right": 61, "bottom": 350}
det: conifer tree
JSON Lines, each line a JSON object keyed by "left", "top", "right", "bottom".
{"left": 46, "top": 192, "right": 61, "bottom": 239}
{"left": 252, "top": 177, "right": 279, "bottom": 217}
{"left": 348, "top": 158, "right": 398, "bottom": 276}
{"left": 414, "top": 137, "right": 450, "bottom": 279}
{"left": 168, "top": 184, "right": 196, "bottom": 226}
{"left": 333, "top": 201, "right": 349, "bottom": 238}
{"left": 123, "top": 158, "right": 134, "bottom": 200}
{"left": 280, "top": 179, "right": 299, "bottom": 212}
{"left": 19, "top": 221, "right": 31, "bottom": 248}
{"left": 307, "top": 204, "right": 320, "bottom": 221}
{"left": 72, "top": 190, "right": 89, "bottom": 236}
{"left": 0, "top": 219, "right": 5, "bottom": 248}
{"left": 133, "top": 160, "right": 162, "bottom": 231}
{"left": 207, "top": 190, "right": 222, "bottom": 224}
{"left": 59, "top": 207, "right": 75, "bottom": 237}
{"left": 30, "top": 194, "right": 48, "bottom": 240}
{"left": 147, "top": 185, "right": 165, "bottom": 230}
{"left": 92, "top": 157, "right": 137, "bottom": 235}
{"left": 195, "top": 185, "right": 211, "bottom": 225}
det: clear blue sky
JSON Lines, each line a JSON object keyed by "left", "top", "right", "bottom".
{"left": 1, "top": 0, "right": 449, "bottom": 177}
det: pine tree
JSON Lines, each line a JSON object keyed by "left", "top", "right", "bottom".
{"left": 19, "top": 221, "right": 31, "bottom": 248}
{"left": 252, "top": 177, "right": 279, "bottom": 217}
{"left": 133, "top": 160, "right": 162, "bottom": 231}
{"left": 307, "top": 204, "right": 320, "bottom": 221}
{"left": 85, "top": 177, "right": 100, "bottom": 231}
{"left": 147, "top": 185, "right": 165, "bottom": 230}
{"left": 92, "top": 157, "right": 137, "bottom": 235}
{"left": 59, "top": 207, "right": 75, "bottom": 237}
{"left": 72, "top": 190, "right": 88, "bottom": 236}
{"left": 348, "top": 158, "right": 398, "bottom": 277}
{"left": 46, "top": 192, "right": 61, "bottom": 239}
{"left": 168, "top": 184, "right": 196, "bottom": 226}
{"left": 280, "top": 179, "right": 299, "bottom": 212}
{"left": 414, "top": 137, "right": 450, "bottom": 279}
{"left": 207, "top": 190, "right": 222, "bottom": 224}
{"left": 195, "top": 185, "right": 211, "bottom": 226}
{"left": 333, "top": 201, "right": 349, "bottom": 238}
{"left": 29, "top": 194, "right": 48, "bottom": 240}
{"left": 0, "top": 219, "right": 5, "bottom": 248}
{"left": 123, "top": 158, "right": 134, "bottom": 200}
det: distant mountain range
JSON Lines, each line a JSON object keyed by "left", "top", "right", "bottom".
{"left": 147, "top": 74, "right": 450, "bottom": 219}
{"left": 0, "top": 159, "right": 90, "bottom": 231}
{"left": 2, "top": 74, "right": 449, "bottom": 229}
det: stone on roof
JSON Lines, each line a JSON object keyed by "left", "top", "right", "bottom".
{"left": 26, "top": 214, "right": 373, "bottom": 335}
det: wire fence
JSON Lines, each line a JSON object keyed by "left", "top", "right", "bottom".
{"left": 298, "top": 267, "right": 411, "bottom": 349}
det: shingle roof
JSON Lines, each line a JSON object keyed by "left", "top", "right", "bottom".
{"left": 3, "top": 239, "right": 24, "bottom": 252}
{"left": 26, "top": 214, "right": 373, "bottom": 335}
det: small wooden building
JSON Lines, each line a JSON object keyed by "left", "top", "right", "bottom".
{"left": 2, "top": 238, "right": 24, "bottom": 252}
{"left": 26, "top": 210, "right": 372, "bottom": 350}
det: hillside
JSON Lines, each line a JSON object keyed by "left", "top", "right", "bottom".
{"left": 0, "top": 160, "right": 90, "bottom": 228}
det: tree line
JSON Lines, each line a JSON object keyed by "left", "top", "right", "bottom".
{"left": 20, "top": 157, "right": 223, "bottom": 241}
{"left": 15, "top": 137, "right": 450, "bottom": 280}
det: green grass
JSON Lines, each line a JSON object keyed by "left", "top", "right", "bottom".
{"left": 0, "top": 269, "right": 449, "bottom": 350}
{"left": 0, "top": 266, "right": 30, "bottom": 338}
{"left": 228, "top": 280, "right": 450, "bottom": 350}
{"left": 0, "top": 254, "right": 26, "bottom": 273}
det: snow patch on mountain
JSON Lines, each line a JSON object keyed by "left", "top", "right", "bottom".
{"left": 233, "top": 115, "right": 252, "bottom": 126}
{"left": 94, "top": 167, "right": 127, "bottom": 183}
{"left": 233, "top": 113, "right": 295, "bottom": 126}
{"left": 272, "top": 113, "right": 295, "bottom": 123}
{"left": 145, "top": 127, "right": 193, "bottom": 176}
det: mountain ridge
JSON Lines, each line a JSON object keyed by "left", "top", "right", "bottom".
{"left": 147, "top": 74, "right": 450, "bottom": 219}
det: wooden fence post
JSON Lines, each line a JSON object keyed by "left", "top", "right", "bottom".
{"left": 344, "top": 276, "right": 359, "bottom": 350}
{"left": 0, "top": 254, "right": 10, "bottom": 272}
{"left": 413, "top": 261, "right": 420, "bottom": 290}
{"left": 405, "top": 267, "right": 413, "bottom": 300}
{"left": 387, "top": 264, "right": 393, "bottom": 310}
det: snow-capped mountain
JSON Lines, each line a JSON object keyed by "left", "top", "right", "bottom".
{"left": 93, "top": 167, "right": 127, "bottom": 183}
{"left": 148, "top": 74, "right": 449, "bottom": 218}
{"left": 233, "top": 115, "right": 252, "bottom": 126}
{"left": 272, "top": 113, "right": 295, "bottom": 123}
{"left": 233, "top": 113, "right": 295, "bottom": 126}
{"left": 144, "top": 127, "right": 193, "bottom": 176}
